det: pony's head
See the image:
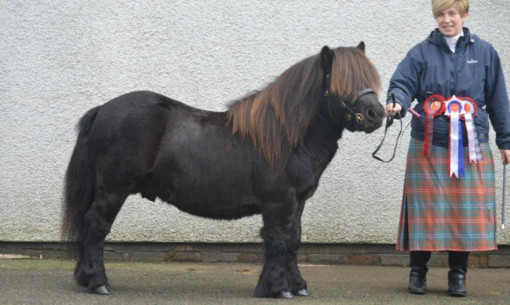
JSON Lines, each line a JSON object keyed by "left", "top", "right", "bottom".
{"left": 321, "top": 42, "right": 384, "bottom": 133}
{"left": 227, "top": 43, "right": 384, "bottom": 169}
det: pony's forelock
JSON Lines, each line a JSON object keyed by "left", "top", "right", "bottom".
{"left": 330, "top": 47, "right": 381, "bottom": 100}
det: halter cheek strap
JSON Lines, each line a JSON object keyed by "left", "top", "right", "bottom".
{"left": 340, "top": 100, "right": 364, "bottom": 125}
{"left": 341, "top": 88, "right": 375, "bottom": 125}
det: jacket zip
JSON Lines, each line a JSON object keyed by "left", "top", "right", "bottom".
{"left": 450, "top": 38, "right": 463, "bottom": 96}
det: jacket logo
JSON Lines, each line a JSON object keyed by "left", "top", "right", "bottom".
{"left": 467, "top": 59, "right": 478, "bottom": 64}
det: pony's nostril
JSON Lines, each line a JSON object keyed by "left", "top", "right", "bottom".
{"left": 367, "top": 109, "right": 376, "bottom": 120}
{"left": 367, "top": 105, "right": 385, "bottom": 120}
{"left": 366, "top": 107, "right": 382, "bottom": 120}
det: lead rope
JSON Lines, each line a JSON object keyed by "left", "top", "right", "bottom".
{"left": 372, "top": 113, "right": 403, "bottom": 162}
{"left": 372, "top": 94, "right": 409, "bottom": 163}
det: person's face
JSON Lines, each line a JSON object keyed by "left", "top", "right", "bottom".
{"left": 436, "top": 6, "right": 468, "bottom": 37}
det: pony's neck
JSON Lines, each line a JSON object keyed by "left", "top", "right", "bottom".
{"left": 301, "top": 112, "right": 345, "bottom": 164}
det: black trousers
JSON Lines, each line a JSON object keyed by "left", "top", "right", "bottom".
{"left": 410, "top": 251, "right": 469, "bottom": 276}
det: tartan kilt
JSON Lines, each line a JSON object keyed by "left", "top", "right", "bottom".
{"left": 396, "top": 138, "right": 497, "bottom": 252}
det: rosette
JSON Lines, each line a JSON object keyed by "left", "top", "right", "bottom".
{"left": 422, "top": 94, "right": 445, "bottom": 156}
{"left": 423, "top": 94, "right": 446, "bottom": 117}
{"left": 458, "top": 96, "right": 478, "bottom": 120}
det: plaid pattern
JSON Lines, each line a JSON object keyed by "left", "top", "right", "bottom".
{"left": 397, "top": 138, "right": 497, "bottom": 252}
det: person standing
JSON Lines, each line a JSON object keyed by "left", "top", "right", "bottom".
{"left": 385, "top": 0, "right": 510, "bottom": 297}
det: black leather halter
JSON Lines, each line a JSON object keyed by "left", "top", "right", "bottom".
{"left": 339, "top": 88, "right": 376, "bottom": 125}
{"left": 324, "top": 74, "right": 375, "bottom": 128}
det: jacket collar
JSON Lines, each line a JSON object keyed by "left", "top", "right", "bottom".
{"left": 426, "top": 27, "right": 475, "bottom": 50}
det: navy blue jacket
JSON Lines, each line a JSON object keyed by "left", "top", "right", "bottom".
{"left": 387, "top": 28, "right": 510, "bottom": 149}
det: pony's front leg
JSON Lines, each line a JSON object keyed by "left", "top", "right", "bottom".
{"left": 286, "top": 204, "right": 308, "bottom": 296}
{"left": 255, "top": 197, "right": 297, "bottom": 298}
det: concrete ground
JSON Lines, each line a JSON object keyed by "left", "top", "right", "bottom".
{"left": 0, "top": 258, "right": 509, "bottom": 305}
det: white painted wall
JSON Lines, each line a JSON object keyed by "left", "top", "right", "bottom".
{"left": 1, "top": 0, "right": 509, "bottom": 244}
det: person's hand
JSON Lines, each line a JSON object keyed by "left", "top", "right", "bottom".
{"left": 385, "top": 103, "right": 402, "bottom": 117}
{"left": 499, "top": 149, "right": 510, "bottom": 164}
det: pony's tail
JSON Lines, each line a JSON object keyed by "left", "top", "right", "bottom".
{"left": 61, "top": 106, "right": 99, "bottom": 258}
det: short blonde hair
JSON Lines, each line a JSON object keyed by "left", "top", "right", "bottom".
{"left": 432, "top": 0, "right": 469, "bottom": 18}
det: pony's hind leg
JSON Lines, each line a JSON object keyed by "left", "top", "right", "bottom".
{"left": 74, "top": 191, "right": 127, "bottom": 295}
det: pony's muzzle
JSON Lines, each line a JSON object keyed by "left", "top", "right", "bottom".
{"left": 362, "top": 104, "right": 385, "bottom": 132}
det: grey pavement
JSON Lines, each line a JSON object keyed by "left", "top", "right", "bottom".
{"left": 0, "top": 258, "right": 509, "bottom": 305}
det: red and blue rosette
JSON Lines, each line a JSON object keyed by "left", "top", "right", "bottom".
{"left": 444, "top": 96, "right": 464, "bottom": 178}
{"left": 422, "top": 94, "right": 446, "bottom": 156}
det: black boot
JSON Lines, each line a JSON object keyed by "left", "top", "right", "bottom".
{"left": 448, "top": 272, "right": 466, "bottom": 297}
{"left": 448, "top": 251, "right": 468, "bottom": 297}
{"left": 408, "top": 251, "right": 431, "bottom": 294}
{"left": 408, "top": 270, "right": 426, "bottom": 294}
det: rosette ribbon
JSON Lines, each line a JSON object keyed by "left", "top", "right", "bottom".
{"left": 445, "top": 97, "right": 464, "bottom": 178}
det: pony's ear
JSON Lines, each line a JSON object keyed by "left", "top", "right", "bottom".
{"left": 357, "top": 41, "right": 365, "bottom": 53}
{"left": 320, "top": 45, "right": 333, "bottom": 75}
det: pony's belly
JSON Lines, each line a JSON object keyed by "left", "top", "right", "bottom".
{"left": 142, "top": 162, "right": 262, "bottom": 219}
{"left": 166, "top": 195, "right": 262, "bottom": 220}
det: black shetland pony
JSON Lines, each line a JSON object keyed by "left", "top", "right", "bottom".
{"left": 62, "top": 43, "right": 384, "bottom": 298}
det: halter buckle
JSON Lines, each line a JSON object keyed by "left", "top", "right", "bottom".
{"left": 355, "top": 113, "right": 364, "bottom": 125}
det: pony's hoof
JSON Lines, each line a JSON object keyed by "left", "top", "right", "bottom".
{"left": 296, "top": 289, "right": 309, "bottom": 296}
{"left": 278, "top": 291, "right": 293, "bottom": 299}
{"left": 92, "top": 285, "right": 111, "bottom": 295}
